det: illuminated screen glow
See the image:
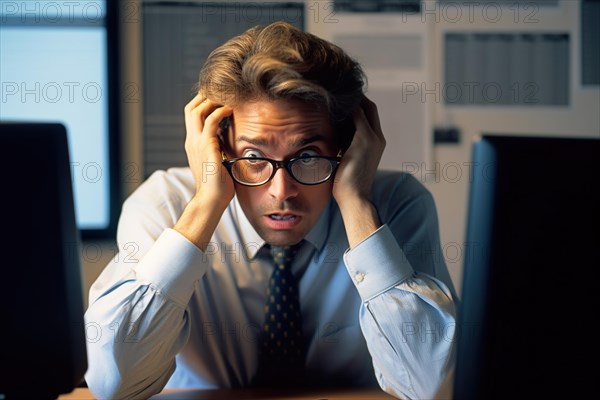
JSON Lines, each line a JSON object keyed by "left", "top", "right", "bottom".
{"left": 0, "top": 1, "right": 111, "bottom": 230}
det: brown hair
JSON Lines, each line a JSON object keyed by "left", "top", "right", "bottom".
{"left": 197, "top": 21, "right": 366, "bottom": 149}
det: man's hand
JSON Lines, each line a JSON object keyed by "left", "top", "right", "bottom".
{"left": 174, "top": 93, "right": 234, "bottom": 251}
{"left": 333, "top": 95, "right": 386, "bottom": 248}
{"left": 183, "top": 92, "right": 235, "bottom": 207}
{"left": 333, "top": 95, "right": 385, "bottom": 202}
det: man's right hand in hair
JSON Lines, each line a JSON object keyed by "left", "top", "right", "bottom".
{"left": 173, "top": 92, "right": 234, "bottom": 251}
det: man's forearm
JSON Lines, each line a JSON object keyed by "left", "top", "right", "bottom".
{"left": 174, "top": 195, "right": 228, "bottom": 252}
{"left": 338, "top": 196, "right": 381, "bottom": 249}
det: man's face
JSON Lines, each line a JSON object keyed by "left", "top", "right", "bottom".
{"left": 225, "top": 99, "right": 337, "bottom": 247}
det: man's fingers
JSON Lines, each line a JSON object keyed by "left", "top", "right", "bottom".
{"left": 204, "top": 105, "right": 233, "bottom": 136}
{"left": 184, "top": 92, "right": 206, "bottom": 113}
{"left": 350, "top": 97, "right": 386, "bottom": 158}
{"left": 360, "top": 95, "right": 383, "bottom": 138}
{"left": 184, "top": 94, "right": 207, "bottom": 136}
{"left": 185, "top": 96, "right": 229, "bottom": 141}
{"left": 196, "top": 98, "right": 223, "bottom": 124}
{"left": 352, "top": 106, "right": 370, "bottom": 136}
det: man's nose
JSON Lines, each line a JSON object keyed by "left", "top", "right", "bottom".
{"left": 268, "top": 167, "right": 299, "bottom": 201}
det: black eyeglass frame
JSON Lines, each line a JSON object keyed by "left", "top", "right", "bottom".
{"left": 221, "top": 150, "right": 343, "bottom": 187}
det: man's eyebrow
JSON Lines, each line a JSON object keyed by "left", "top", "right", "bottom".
{"left": 236, "top": 134, "right": 327, "bottom": 147}
{"left": 290, "top": 134, "right": 328, "bottom": 147}
{"left": 236, "top": 136, "right": 270, "bottom": 146}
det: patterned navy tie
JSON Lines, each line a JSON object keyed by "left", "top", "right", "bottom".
{"left": 253, "top": 243, "right": 306, "bottom": 386}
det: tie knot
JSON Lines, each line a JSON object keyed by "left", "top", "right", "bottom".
{"left": 269, "top": 243, "right": 301, "bottom": 270}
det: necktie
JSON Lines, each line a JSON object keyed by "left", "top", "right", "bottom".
{"left": 253, "top": 243, "right": 306, "bottom": 386}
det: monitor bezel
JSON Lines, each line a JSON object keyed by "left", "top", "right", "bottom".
{"left": 83, "top": 0, "right": 121, "bottom": 240}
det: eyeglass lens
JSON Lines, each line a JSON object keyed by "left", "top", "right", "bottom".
{"left": 230, "top": 158, "right": 334, "bottom": 185}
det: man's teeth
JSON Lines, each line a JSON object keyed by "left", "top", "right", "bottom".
{"left": 270, "top": 214, "right": 296, "bottom": 221}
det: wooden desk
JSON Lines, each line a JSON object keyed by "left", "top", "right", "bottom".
{"left": 59, "top": 387, "right": 397, "bottom": 399}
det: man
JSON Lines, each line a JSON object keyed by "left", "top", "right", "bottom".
{"left": 85, "top": 21, "right": 457, "bottom": 399}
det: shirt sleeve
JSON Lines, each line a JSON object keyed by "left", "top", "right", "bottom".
{"left": 84, "top": 171, "right": 207, "bottom": 400}
{"left": 343, "top": 184, "right": 457, "bottom": 400}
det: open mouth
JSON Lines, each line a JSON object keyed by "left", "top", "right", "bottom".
{"left": 268, "top": 214, "right": 298, "bottom": 221}
{"left": 265, "top": 212, "right": 302, "bottom": 229}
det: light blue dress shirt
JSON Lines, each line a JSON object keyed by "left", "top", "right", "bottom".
{"left": 84, "top": 168, "right": 458, "bottom": 400}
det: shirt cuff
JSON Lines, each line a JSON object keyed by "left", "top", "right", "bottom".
{"left": 133, "top": 228, "right": 208, "bottom": 307}
{"left": 343, "top": 225, "right": 414, "bottom": 301}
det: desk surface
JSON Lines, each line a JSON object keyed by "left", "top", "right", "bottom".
{"left": 59, "top": 387, "right": 397, "bottom": 399}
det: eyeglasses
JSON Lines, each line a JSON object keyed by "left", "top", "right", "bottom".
{"left": 221, "top": 150, "right": 342, "bottom": 186}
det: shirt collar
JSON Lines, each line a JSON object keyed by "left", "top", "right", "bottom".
{"left": 232, "top": 196, "right": 265, "bottom": 260}
{"left": 303, "top": 199, "right": 331, "bottom": 252}
{"left": 232, "top": 195, "right": 332, "bottom": 260}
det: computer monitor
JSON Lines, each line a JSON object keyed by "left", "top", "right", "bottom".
{"left": 0, "top": 0, "right": 121, "bottom": 239}
{"left": 454, "top": 135, "right": 599, "bottom": 399}
{"left": 0, "top": 123, "right": 87, "bottom": 399}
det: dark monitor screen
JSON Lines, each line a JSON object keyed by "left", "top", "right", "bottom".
{"left": 0, "top": 123, "right": 87, "bottom": 399}
{"left": 454, "top": 135, "right": 599, "bottom": 399}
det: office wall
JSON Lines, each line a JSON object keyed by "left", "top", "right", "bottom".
{"left": 310, "top": 0, "right": 599, "bottom": 294}
{"left": 81, "top": 0, "right": 599, "bottom": 303}
{"left": 427, "top": 0, "right": 599, "bottom": 293}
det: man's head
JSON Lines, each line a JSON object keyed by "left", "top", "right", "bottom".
{"left": 198, "top": 22, "right": 366, "bottom": 246}
{"left": 198, "top": 21, "right": 366, "bottom": 151}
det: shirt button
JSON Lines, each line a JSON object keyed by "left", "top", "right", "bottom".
{"left": 354, "top": 272, "right": 365, "bottom": 283}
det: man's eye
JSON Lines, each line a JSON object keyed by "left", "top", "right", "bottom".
{"left": 298, "top": 149, "right": 319, "bottom": 158}
{"left": 297, "top": 150, "right": 320, "bottom": 166}
{"left": 243, "top": 150, "right": 263, "bottom": 158}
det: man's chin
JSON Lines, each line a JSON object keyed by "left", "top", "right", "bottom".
{"left": 258, "top": 228, "right": 307, "bottom": 247}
